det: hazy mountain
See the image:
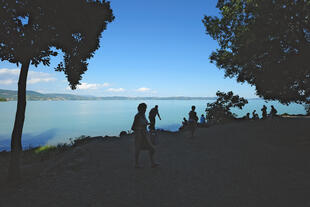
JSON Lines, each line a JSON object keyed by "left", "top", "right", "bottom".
{"left": 0, "top": 89, "right": 217, "bottom": 101}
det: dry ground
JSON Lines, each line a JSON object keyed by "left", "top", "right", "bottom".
{"left": 0, "top": 118, "right": 310, "bottom": 207}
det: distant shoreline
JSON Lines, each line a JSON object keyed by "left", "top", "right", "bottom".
{"left": 1, "top": 98, "right": 265, "bottom": 102}
{"left": 0, "top": 89, "right": 262, "bottom": 101}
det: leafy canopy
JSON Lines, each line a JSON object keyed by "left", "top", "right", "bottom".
{"left": 205, "top": 91, "right": 248, "bottom": 122}
{"left": 203, "top": 0, "right": 310, "bottom": 104}
{"left": 0, "top": 0, "right": 114, "bottom": 89}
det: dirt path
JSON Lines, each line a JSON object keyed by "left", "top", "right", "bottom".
{"left": 1, "top": 118, "right": 310, "bottom": 207}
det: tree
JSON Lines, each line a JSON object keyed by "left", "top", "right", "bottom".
{"left": 203, "top": 0, "right": 310, "bottom": 104}
{"left": 0, "top": 0, "right": 114, "bottom": 181}
{"left": 206, "top": 91, "right": 248, "bottom": 124}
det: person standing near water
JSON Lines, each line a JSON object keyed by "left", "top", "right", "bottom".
{"left": 261, "top": 105, "right": 267, "bottom": 119}
{"left": 131, "top": 103, "right": 159, "bottom": 168}
{"left": 188, "top": 105, "right": 198, "bottom": 138}
{"left": 148, "top": 105, "right": 161, "bottom": 131}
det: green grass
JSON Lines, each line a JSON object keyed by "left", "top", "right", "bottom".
{"left": 0, "top": 97, "right": 7, "bottom": 102}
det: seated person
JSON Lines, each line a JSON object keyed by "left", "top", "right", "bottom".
{"left": 269, "top": 105, "right": 278, "bottom": 118}
{"left": 200, "top": 114, "right": 206, "bottom": 124}
{"left": 252, "top": 110, "right": 259, "bottom": 120}
{"left": 179, "top": 117, "right": 188, "bottom": 131}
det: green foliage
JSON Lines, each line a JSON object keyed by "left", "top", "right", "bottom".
{"left": 0, "top": 97, "right": 7, "bottom": 102}
{"left": 205, "top": 91, "right": 248, "bottom": 123}
{"left": 0, "top": 0, "right": 114, "bottom": 89}
{"left": 203, "top": 0, "right": 310, "bottom": 104}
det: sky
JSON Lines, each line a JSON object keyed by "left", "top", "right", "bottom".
{"left": 0, "top": 0, "right": 258, "bottom": 98}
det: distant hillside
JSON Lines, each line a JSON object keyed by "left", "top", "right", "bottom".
{"left": 0, "top": 89, "right": 217, "bottom": 101}
{"left": 0, "top": 89, "right": 94, "bottom": 101}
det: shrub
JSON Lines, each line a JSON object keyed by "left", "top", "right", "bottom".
{"left": 206, "top": 91, "right": 248, "bottom": 124}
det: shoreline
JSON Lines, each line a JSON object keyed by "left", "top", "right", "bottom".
{"left": 0, "top": 114, "right": 309, "bottom": 152}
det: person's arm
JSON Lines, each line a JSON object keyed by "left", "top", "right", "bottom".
{"left": 157, "top": 112, "right": 161, "bottom": 120}
{"left": 131, "top": 115, "right": 138, "bottom": 131}
{"left": 195, "top": 112, "right": 198, "bottom": 122}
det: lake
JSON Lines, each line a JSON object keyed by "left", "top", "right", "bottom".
{"left": 0, "top": 100, "right": 306, "bottom": 150}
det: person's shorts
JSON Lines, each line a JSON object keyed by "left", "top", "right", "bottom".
{"left": 188, "top": 120, "right": 197, "bottom": 130}
{"left": 134, "top": 130, "right": 155, "bottom": 152}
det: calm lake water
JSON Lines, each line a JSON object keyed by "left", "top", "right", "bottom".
{"left": 0, "top": 100, "right": 306, "bottom": 150}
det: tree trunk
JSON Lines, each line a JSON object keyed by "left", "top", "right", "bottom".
{"left": 8, "top": 59, "right": 30, "bottom": 182}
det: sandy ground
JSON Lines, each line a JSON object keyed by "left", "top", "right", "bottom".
{"left": 0, "top": 118, "right": 310, "bottom": 207}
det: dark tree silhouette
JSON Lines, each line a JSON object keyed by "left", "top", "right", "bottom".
{"left": 206, "top": 91, "right": 248, "bottom": 124}
{"left": 0, "top": 0, "right": 114, "bottom": 181}
{"left": 203, "top": 0, "right": 310, "bottom": 104}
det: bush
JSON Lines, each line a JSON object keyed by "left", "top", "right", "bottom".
{"left": 206, "top": 91, "right": 248, "bottom": 124}
{"left": 304, "top": 104, "right": 310, "bottom": 116}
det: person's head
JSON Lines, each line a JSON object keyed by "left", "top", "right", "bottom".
{"left": 155, "top": 105, "right": 158, "bottom": 109}
{"left": 271, "top": 105, "right": 274, "bottom": 108}
{"left": 137, "top": 103, "right": 147, "bottom": 113}
{"left": 246, "top": 113, "right": 250, "bottom": 116}
{"left": 183, "top": 117, "right": 187, "bottom": 121}
{"left": 201, "top": 114, "right": 204, "bottom": 117}
{"left": 191, "top": 105, "right": 196, "bottom": 111}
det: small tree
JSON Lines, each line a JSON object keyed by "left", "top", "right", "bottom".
{"left": 203, "top": 0, "right": 310, "bottom": 104}
{"left": 305, "top": 104, "right": 310, "bottom": 115}
{"left": 0, "top": 0, "right": 114, "bottom": 181}
{"left": 206, "top": 91, "right": 248, "bottom": 124}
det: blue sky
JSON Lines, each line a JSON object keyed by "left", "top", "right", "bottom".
{"left": 0, "top": 0, "right": 257, "bottom": 98}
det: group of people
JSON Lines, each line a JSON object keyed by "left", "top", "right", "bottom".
{"left": 131, "top": 103, "right": 199, "bottom": 168}
{"left": 131, "top": 103, "right": 279, "bottom": 169}
{"left": 244, "top": 105, "right": 278, "bottom": 120}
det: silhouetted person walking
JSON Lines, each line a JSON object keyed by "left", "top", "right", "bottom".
{"left": 131, "top": 103, "right": 159, "bottom": 168}
{"left": 261, "top": 105, "right": 267, "bottom": 119}
{"left": 148, "top": 105, "right": 161, "bottom": 131}
{"left": 270, "top": 105, "right": 278, "bottom": 118}
{"left": 188, "top": 105, "right": 198, "bottom": 138}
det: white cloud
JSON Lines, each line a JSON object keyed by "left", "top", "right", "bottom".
{"left": 106, "top": 88, "right": 125, "bottom": 92}
{"left": 28, "top": 77, "right": 56, "bottom": 84}
{"left": 28, "top": 71, "right": 56, "bottom": 84}
{"left": 136, "top": 87, "right": 151, "bottom": 92}
{"left": 0, "top": 68, "right": 20, "bottom": 76}
{"left": 0, "top": 68, "right": 56, "bottom": 85}
{"left": 102, "top": 83, "right": 110, "bottom": 87}
{"left": 67, "top": 82, "right": 110, "bottom": 90}
{"left": 0, "top": 79, "right": 15, "bottom": 85}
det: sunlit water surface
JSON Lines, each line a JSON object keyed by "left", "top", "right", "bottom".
{"left": 0, "top": 100, "right": 306, "bottom": 150}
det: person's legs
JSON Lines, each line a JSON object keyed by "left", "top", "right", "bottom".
{"left": 134, "top": 132, "right": 142, "bottom": 168}
{"left": 149, "top": 117, "right": 155, "bottom": 130}
{"left": 191, "top": 127, "right": 195, "bottom": 138}
{"left": 189, "top": 121, "right": 195, "bottom": 138}
{"left": 135, "top": 149, "right": 140, "bottom": 167}
{"left": 149, "top": 147, "right": 159, "bottom": 168}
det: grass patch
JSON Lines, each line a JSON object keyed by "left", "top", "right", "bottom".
{"left": 34, "top": 145, "right": 57, "bottom": 154}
